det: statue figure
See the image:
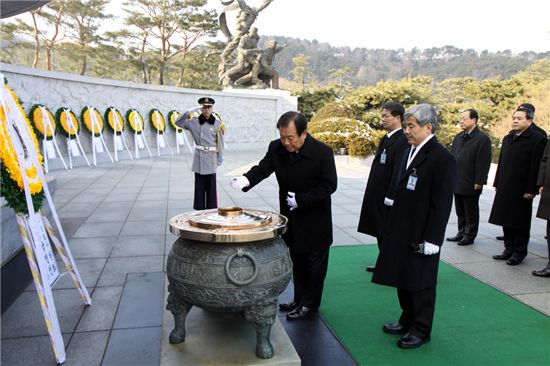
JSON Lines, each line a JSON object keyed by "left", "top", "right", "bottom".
{"left": 218, "top": 0, "right": 274, "bottom": 77}
{"left": 221, "top": 27, "right": 261, "bottom": 87}
{"left": 233, "top": 40, "right": 286, "bottom": 89}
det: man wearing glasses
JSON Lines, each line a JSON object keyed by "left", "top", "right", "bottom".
{"left": 358, "top": 101, "right": 409, "bottom": 272}
{"left": 176, "top": 97, "right": 225, "bottom": 210}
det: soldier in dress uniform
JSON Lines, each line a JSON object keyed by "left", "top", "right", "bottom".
{"left": 176, "top": 97, "right": 225, "bottom": 210}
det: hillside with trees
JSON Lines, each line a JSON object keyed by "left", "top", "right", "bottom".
{"left": 259, "top": 36, "right": 550, "bottom": 86}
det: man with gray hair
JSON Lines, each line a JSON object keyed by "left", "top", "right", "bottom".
{"left": 372, "top": 104, "right": 456, "bottom": 349}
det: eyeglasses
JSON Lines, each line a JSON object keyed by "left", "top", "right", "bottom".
{"left": 380, "top": 114, "right": 393, "bottom": 120}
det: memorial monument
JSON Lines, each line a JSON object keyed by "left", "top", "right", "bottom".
{"left": 218, "top": 0, "right": 285, "bottom": 89}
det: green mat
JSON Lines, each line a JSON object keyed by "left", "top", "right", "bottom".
{"left": 320, "top": 245, "right": 550, "bottom": 366}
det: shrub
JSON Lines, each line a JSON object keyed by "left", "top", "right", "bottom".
{"left": 310, "top": 117, "right": 385, "bottom": 157}
{"left": 310, "top": 101, "right": 355, "bottom": 123}
{"left": 347, "top": 129, "right": 386, "bottom": 157}
{"left": 313, "top": 132, "right": 348, "bottom": 153}
{"left": 436, "top": 122, "right": 461, "bottom": 149}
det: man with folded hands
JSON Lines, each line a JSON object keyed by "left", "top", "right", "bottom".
{"left": 230, "top": 111, "right": 337, "bottom": 321}
{"left": 372, "top": 104, "right": 456, "bottom": 349}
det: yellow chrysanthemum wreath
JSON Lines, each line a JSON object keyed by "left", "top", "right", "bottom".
{"left": 167, "top": 110, "right": 182, "bottom": 131}
{"left": 126, "top": 109, "right": 144, "bottom": 134}
{"left": 104, "top": 107, "right": 125, "bottom": 135}
{"left": 81, "top": 106, "right": 104, "bottom": 137}
{"left": 149, "top": 109, "right": 165, "bottom": 134}
{"left": 29, "top": 104, "right": 56, "bottom": 140}
{"left": 55, "top": 107, "right": 80, "bottom": 139}
{"left": 0, "top": 84, "right": 45, "bottom": 213}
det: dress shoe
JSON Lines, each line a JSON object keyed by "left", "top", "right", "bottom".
{"left": 366, "top": 266, "right": 375, "bottom": 272}
{"left": 496, "top": 235, "right": 505, "bottom": 241}
{"left": 446, "top": 235, "right": 463, "bottom": 242}
{"left": 457, "top": 238, "right": 474, "bottom": 246}
{"left": 506, "top": 256, "right": 524, "bottom": 265}
{"left": 397, "top": 333, "right": 431, "bottom": 349}
{"left": 278, "top": 302, "right": 298, "bottom": 312}
{"left": 286, "top": 306, "right": 317, "bottom": 320}
{"left": 532, "top": 266, "right": 550, "bottom": 277}
{"left": 493, "top": 250, "right": 512, "bottom": 260}
{"left": 383, "top": 322, "right": 407, "bottom": 334}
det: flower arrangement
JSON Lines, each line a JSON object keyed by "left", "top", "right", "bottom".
{"left": 81, "top": 106, "right": 104, "bottom": 137}
{"left": 55, "top": 107, "right": 80, "bottom": 139}
{"left": 167, "top": 110, "right": 182, "bottom": 131}
{"left": 104, "top": 107, "right": 125, "bottom": 135}
{"left": 29, "top": 104, "right": 56, "bottom": 140}
{"left": 126, "top": 109, "right": 144, "bottom": 134}
{"left": 0, "top": 83, "right": 45, "bottom": 213}
{"left": 149, "top": 109, "right": 166, "bottom": 134}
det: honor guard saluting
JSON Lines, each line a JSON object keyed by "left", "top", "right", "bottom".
{"left": 176, "top": 97, "right": 225, "bottom": 210}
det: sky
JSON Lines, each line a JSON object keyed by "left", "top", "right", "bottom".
{"left": 205, "top": 0, "right": 550, "bottom": 53}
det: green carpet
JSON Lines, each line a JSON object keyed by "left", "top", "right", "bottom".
{"left": 320, "top": 245, "right": 550, "bottom": 366}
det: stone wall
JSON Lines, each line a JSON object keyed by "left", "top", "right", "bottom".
{"left": 0, "top": 63, "right": 297, "bottom": 165}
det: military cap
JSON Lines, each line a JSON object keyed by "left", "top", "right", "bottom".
{"left": 198, "top": 97, "right": 215, "bottom": 106}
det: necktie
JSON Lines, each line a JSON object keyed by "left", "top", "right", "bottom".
{"left": 406, "top": 147, "right": 416, "bottom": 169}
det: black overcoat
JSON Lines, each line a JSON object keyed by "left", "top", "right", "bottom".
{"left": 243, "top": 134, "right": 337, "bottom": 253}
{"left": 489, "top": 126, "right": 547, "bottom": 229}
{"left": 450, "top": 127, "right": 492, "bottom": 196}
{"left": 536, "top": 140, "right": 550, "bottom": 220}
{"left": 372, "top": 136, "right": 456, "bottom": 291}
{"left": 358, "top": 129, "right": 409, "bottom": 237}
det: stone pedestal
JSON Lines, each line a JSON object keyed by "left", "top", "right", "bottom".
{"left": 161, "top": 306, "right": 300, "bottom": 366}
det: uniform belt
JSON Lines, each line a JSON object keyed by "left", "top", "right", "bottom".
{"left": 195, "top": 145, "right": 217, "bottom": 152}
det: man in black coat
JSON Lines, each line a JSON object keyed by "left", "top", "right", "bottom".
{"left": 230, "top": 111, "right": 337, "bottom": 320}
{"left": 489, "top": 106, "right": 547, "bottom": 265}
{"left": 358, "top": 101, "right": 409, "bottom": 272}
{"left": 495, "top": 103, "right": 546, "bottom": 241}
{"left": 446, "top": 109, "right": 492, "bottom": 246}
{"left": 372, "top": 104, "right": 456, "bottom": 349}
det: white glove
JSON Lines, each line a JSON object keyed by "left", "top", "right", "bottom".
{"left": 422, "top": 242, "right": 440, "bottom": 255}
{"left": 286, "top": 192, "right": 298, "bottom": 211}
{"left": 230, "top": 176, "right": 250, "bottom": 190}
{"left": 383, "top": 197, "right": 394, "bottom": 206}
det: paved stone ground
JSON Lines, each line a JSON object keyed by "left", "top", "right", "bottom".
{"left": 1, "top": 150, "right": 549, "bottom": 365}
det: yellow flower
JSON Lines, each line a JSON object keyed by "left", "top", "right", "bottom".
{"left": 127, "top": 110, "right": 144, "bottom": 133}
{"left": 169, "top": 111, "right": 182, "bottom": 131}
{"left": 59, "top": 109, "right": 79, "bottom": 136}
{"left": 0, "top": 85, "right": 44, "bottom": 194}
{"left": 150, "top": 109, "right": 165, "bottom": 132}
{"left": 82, "top": 107, "right": 104, "bottom": 136}
{"left": 31, "top": 105, "right": 56, "bottom": 138}
{"left": 106, "top": 108, "right": 124, "bottom": 133}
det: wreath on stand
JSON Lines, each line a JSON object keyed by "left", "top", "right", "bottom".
{"left": 55, "top": 107, "right": 80, "bottom": 139}
{"left": 0, "top": 82, "right": 45, "bottom": 213}
{"left": 29, "top": 104, "right": 56, "bottom": 140}
{"left": 126, "top": 108, "right": 145, "bottom": 134}
{"left": 149, "top": 109, "right": 166, "bottom": 134}
{"left": 104, "top": 107, "right": 125, "bottom": 135}
{"left": 167, "top": 110, "right": 182, "bottom": 131}
{"left": 80, "top": 106, "right": 104, "bottom": 136}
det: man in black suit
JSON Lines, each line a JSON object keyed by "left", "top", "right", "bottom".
{"left": 230, "top": 111, "right": 337, "bottom": 320}
{"left": 446, "top": 109, "right": 491, "bottom": 246}
{"left": 495, "top": 103, "right": 546, "bottom": 241}
{"left": 358, "top": 101, "right": 409, "bottom": 272}
{"left": 372, "top": 104, "right": 456, "bottom": 349}
{"left": 489, "top": 106, "right": 547, "bottom": 265}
